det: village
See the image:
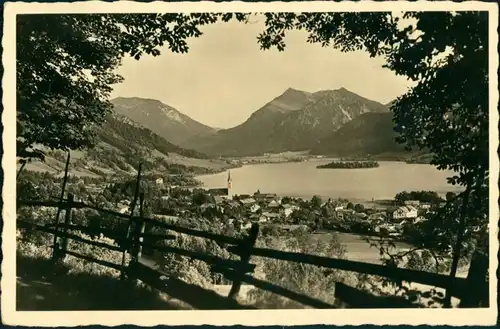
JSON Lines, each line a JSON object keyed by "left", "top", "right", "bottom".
{"left": 108, "top": 171, "right": 442, "bottom": 240}
{"left": 17, "top": 168, "right": 447, "bottom": 244}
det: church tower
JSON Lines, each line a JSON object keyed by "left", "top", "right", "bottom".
{"left": 227, "top": 170, "right": 233, "bottom": 200}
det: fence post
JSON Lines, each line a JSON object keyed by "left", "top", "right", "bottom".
{"left": 459, "top": 250, "right": 489, "bottom": 307}
{"left": 51, "top": 151, "right": 71, "bottom": 260}
{"left": 228, "top": 223, "right": 259, "bottom": 300}
{"left": 120, "top": 164, "right": 142, "bottom": 279}
{"left": 58, "top": 193, "right": 74, "bottom": 260}
{"left": 131, "top": 193, "right": 146, "bottom": 263}
{"left": 17, "top": 161, "right": 27, "bottom": 179}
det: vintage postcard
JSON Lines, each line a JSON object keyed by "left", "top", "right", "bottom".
{"left": 2, "top": 0, "right": 499, "bottom": 326}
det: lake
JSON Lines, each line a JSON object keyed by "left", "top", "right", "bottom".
{"left": 197, "top": 160, "right": 464, "bottom": 202}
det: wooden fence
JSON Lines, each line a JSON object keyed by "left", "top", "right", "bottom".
{"left": 16, "top": 194, "right": 489, "bottom": 309}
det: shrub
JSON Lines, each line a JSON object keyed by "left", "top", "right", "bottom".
{"left": 247, "top": 233, "right": 348, "bottom": 308}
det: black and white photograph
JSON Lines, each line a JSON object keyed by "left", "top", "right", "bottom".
{"left": 2, "top": 1, "right": 498, "bottom": 326}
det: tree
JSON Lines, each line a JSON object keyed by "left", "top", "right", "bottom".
{"left": 446, "top": 192, "right": 457, "bottom": 202}
{"left": 354, "top": 203, "right": 365, "bottom": 213}
{"left": 310, "top": 195, "right": 322, "bottom": 209}
{"left": 192, "top": 190, "right": 211, "bottom": 205}
{"left": 17, "top": 13, "right": 248, "bottom": 161}
{"left": 255, "top": 11, "right": 489, "bottom": 303}
{"left": 248, "top": 233, "right": 348, "bottom": 308}
{"left": 346, "top": 202, "right": 354, "bottom": 210}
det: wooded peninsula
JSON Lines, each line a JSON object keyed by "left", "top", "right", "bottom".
{"left": 316, "top": 161, "right": 380, "bottom": 169}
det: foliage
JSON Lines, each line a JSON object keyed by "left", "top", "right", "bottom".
{"left": 17, "top": 226, "right": 127, "bottom": 278}
{"left": 248, "top": 232, "right": 348, "bottom": 308}
{"left": 101, "top": 114, "right": 209, "bottom": 159}
{"left": 353, "top": 203, "right": 365, "bottom": 213}
{"left": 191, "top": 189, "right": 212, "bottom": 205}
{"left": 360, "top": 234, "right": 473, "bottom": 307}
{"left": 312, "top": 113, "right": 409, "bottom": 157}
{"left": 254, "top": 12, "right": 489, "bottom": 301}
{"left": 152, "top": 230, "right": 241, "bottom": 287}
{"left": 17, "top": 13, "right": 248, "bottom": 160}
{"left": 310, "top": 195, "right": 322, "bottom": 209}
{"left": 317, "top": 160, "right": 380, "bottom": 169}
{"left": 394, "top": 190, "right": 444, "bottom": 205}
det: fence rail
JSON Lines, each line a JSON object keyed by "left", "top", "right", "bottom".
{"left": 17, "top": 193, "right": 488, "bottom": 309}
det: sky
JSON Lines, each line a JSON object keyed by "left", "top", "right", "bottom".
{"left": 111, "top": 18, "right": 414, "bottom": 129}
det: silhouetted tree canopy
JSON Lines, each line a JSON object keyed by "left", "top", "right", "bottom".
{"left": 17, "top": 13, "right": 247, "bottom": 161}
{"left": 257, "top": 11, "right": 488, "bottom": 186}
{"left": 254, "top": 11, "right": 489, "bottom": 301}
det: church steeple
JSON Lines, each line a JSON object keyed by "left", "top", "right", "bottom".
{"left": 227, "top": 170, "right": 233, "bottom": 200}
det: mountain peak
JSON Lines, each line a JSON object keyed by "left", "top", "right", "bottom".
{"left": 284, "top": 87, "right": 303, "bottom": 93}
{"left": 112, "top": 96, "right": 163, "bottom": 104}
{"left": 110, "top": 96, "right": 215, "bottom": 146}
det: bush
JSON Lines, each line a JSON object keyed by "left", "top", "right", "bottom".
{"left": 247, "top": 233, "right": 348, "bottom": 308}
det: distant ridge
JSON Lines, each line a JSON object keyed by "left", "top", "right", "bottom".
{"left": 111, "top": 97, "right": 217, "bottom": 147}
{"left": 184, "top": 87, "right": 390, "bottom": 156}
{"left": 310, "top": 112, "right": 407, "bottom": 157}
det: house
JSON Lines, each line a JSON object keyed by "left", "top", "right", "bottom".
{"left": 200, "top": 203, "right": 215, "bottom": 211}
{"left": 414, "top": 216, "right": 428, "bottom": 224}
{"left": 237, "top": 194, "right": 252, "bottom": 199}
{"left": 392, "top": 206, "right": 418, "bottom": 220}
{"left": 420, "top": 203, "right": 432, "bottom": 210}
{"left": 208, "top": 188, "right": 230, "bottom": 197}
{"left": 250, "top": 213, "right": 268, "bottom": 223}
{"left": 117, "top": 202, "right": 130, "bottom": 214}
{"left": 262, "top": 212, "right": 280, "bottom": 221}
{"left": 249, "top": 204, "right": 261, "bottom": 213}
{"left": 210, "top": 196, "right": 226, "bottom": 213}
{"left": 212, "top": 195, "right": 226, "bottom": 205}
{"left": 249, "top": 214, "right": 260, "bottom": 221}
{"left": 253, "top": 192, "right": 278, "bottom": 201}
{"left": 275, "top": 224, "right": 309, "bottom": 232}
{"left": 239, "top": 198, "right": 257, "bottom": 207}
{"left": 404, "top": 200, "right": 420, "bottom": 206}
{"left": 227, "top": 201, "right": 241, "bottom": 209}
{"left": 267, "top": 200, "right": 281, "bottom": 210}
{"left": 280, "top": 204, "right": 299, "bottom": 218}
{"left": 368, "top": 213, "right": 386, "bottom": 222}
{"left": 258, "top": 215, "right": 269, "bottom": 223}
{"left": 155, "top": 177, "right": 164, "bottom": 185}
{"left": 376, "top": 223, "right": 398, "bottom": 233}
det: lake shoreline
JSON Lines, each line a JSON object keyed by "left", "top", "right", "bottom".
{"left": 196, "top": 160, "right": 464, "bottom": 202}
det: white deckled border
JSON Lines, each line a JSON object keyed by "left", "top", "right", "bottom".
{"left": 2, "top": 1, "right": 499, "bottom": 327}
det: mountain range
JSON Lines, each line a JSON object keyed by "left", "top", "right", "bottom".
{"left": 20, "top": 87, "right": 421, "bottom": 177}
{"left": 112, "top": 88, "right": 410, "bottom": 158}
{"left": 310, "top": 112, "right": 406, "bottom": 156}
{"left": 19, "top": 112, "right": 233, "bottom": 178}
{"left": 111, "top": 97, "right": 216, "bottom": 147}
